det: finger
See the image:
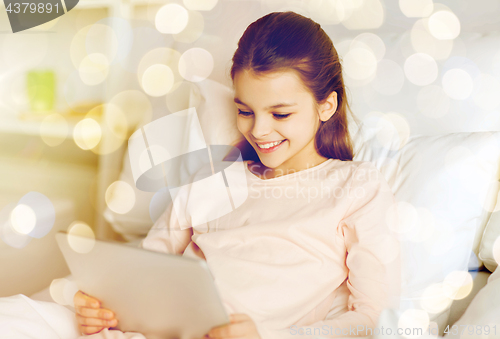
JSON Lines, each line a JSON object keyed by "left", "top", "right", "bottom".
{"left": 80, "top": 325, "right": 105, "bottom": 335}
{"left": 75, "top": 306, "right": 116, "bottom": 320}
{"left": 208, "top": 321, "right": 250, "bottom": 338}
{"left": 76, "top": 314, "right": 118, "bottom": 328}
{"left": 229, "top": 313, "right": 251, "bottom": 323}
{"left": 74, "top": 291, "right": 101, "bottom": 308}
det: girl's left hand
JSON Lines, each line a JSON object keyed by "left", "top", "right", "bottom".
{"left": 203, "top": 313, "right": 261, "bottom": 339}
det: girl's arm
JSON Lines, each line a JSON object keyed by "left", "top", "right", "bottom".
{"left": 321, "top": 162, "right": 402, "bottom": 333}
{"left": 140, "top": 199, "right": 193, "bottom": 255}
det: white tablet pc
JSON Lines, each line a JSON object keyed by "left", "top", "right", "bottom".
{"left": 55, "top": 231, "right": 229, "bottom": 339}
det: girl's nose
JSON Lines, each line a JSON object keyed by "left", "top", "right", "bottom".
{"left": 251, "top": 115, "right": 272, "bottom": 140}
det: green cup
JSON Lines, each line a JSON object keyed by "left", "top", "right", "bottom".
{"left": 26, "top": 70, "right": 56, "bottom": 112}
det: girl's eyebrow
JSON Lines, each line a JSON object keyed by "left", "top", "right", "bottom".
{"left": 234, "top": 97, "right": 297, "bottom": 110}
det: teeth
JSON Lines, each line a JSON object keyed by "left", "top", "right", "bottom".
{"left": 257, "top": 140, "right": 283, "bottom": 149}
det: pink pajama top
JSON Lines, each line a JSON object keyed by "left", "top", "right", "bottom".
{"left": 141, "top": 159, "right": 401, "bottom": 338}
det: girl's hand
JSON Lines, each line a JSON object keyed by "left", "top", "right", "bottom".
{"left": 204, "top": 313, "right": 261, "bottom": 339}
{"left": 73, "top": 290, "right": 118, "bottom": 335}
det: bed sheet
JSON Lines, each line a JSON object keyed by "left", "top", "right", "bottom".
{"left": 1, "top": 268, "right": 498, "bottom": 339}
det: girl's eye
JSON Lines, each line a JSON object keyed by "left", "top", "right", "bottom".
{"left": 237, "top": 109, "right": 291, "bottom": 120}
{"left": 238, "top": 109, "right": 253, "bottom": 117}
{"left": 273, "top": 113, "right": 291, "bottom": 119}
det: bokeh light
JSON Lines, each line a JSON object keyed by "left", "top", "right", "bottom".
{"left": 420, "top": 283, "right": 453, "bottom": 314}
{"left": 386, "top": 201, "right": 418, "bottom": 235}
{"left": 105, "top": 181, "right": 136, "bottom": 214}
{"left": 166, "top": 81, "right": 201, "bottom": 113}
{"left": 137, "top": 48, "right": 182, "bottom": 93}
{"left": 341, "top": 0, "right": 384, "bottom": 30}
{"left": 371, "top": 59, "right": 405, "bottom": 96}
{"left": 93, "top": 18, "right": 134, "bottom": 65}
{"left": 376, "top": 113, "right": 411, "bottom": 151}
{"left": 178, "top": 48, "right": 214, "bottom": 82}
{"left": 472, "top": 74, "right": 500, "bottom": 110}
{"left": 0, "top": 203, "right": 31, "bottom": 249}
{"left": 109, "top": 90, "right": 152, "bottom": 129}
{"left": 70, "top": 25, "right": 94, "bottom": 70}
{"left": 343, "top": 48, "right": 377, "bottom": 81}
{"left": 417, "top": 85, "right": 450, "bottom": 118}
{"left": 173, "top": 10, "right": 204, "bottom": 44}
{"left": 443, "top": 56, "right": 480, "bottom": 79}
{"left": 397, "top": 308, "right": 430, "bottom": 339}
{"left": 399, "top": 0, "right": 433, "bottom": 18}
{"left": 62, "top": 70, "right": 103, "bottom": 115}
{"left": 40, "top": 114, "right": 69, "bottom": 147}
{"left": 428, "top": 11, "right": 460, "bottom": 40}
{"left": 78, "top": 53, "right": 109, "bottom": 86}
{"left": 90, "top": 104, "right": 129, "bottom": 156}
{"left": 50, "top": 278, "right": 79, "bottom": 306}
{"left": 410, "top": 19, "right": 453, "bottom": 60}
{"left": 141, "top": 64, "right": 175, "bottom": 97}
{"left": 67, "top": 221, "right": 95, "bottom": 254}
{"left": 404, "top": 53, "right": 438, "bottom": 86}
{"left": 443, "top": 271, "right": 473, "bottom": 300}
{"left": 155, "top": 3, "right": 189, "bottom": 34}
{"left": 10, "top": 204, "right": 36, "bottom": 235}
{"left": 183, "top": 0, "right": 218, "bottom": 11}
{"left": 85, "top": 23, "right": 119, "bottom": 64}
{"left": 351, "top": 33, "right": 386, "bottom": 61}
{"left": 73, "top": 118, "right": 102, "bottom": 150}
{"left": 442, "top": 69, "right": 474, "bottom": 100}
{"left": 306, "top": 0, "right": 346, "bottom": 25}
{"left": 18, "top": 191, "right": 56, "bottom": 238}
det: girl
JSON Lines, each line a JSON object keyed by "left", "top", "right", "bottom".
{"left": 74, "top": 11, "right": 401, "bottom": 339}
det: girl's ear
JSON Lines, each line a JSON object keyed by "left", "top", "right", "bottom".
{"left": 318, "top": 91, "right": 338, "bottom": 122}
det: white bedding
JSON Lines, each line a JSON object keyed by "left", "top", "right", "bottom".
{"left": 1, "top": 269, "right": 498, "bottom": 339}
{"left": 0, "top": 294, "right": 144, "bottom": 339}
{"left": 442, "top": 268, "right": 500, "bottom": 339}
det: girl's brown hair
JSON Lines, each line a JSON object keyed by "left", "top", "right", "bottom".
{"left": 228, "top": 11, "right": 359, "bottom": 162}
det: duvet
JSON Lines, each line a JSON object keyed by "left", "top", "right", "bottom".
{"left": 0, "top": 268, "right": 498, "bottom": 339}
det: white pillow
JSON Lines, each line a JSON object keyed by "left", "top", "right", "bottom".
{"left": 352, "top": 117, "right": 500, "bottom": 319}
{"left": 479, "top": 198, "right": 500, "bottom": 272}
{"left": 104, "top": 79, "right": 241, "bottom": 240}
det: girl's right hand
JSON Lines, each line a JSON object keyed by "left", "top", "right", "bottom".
{"left": 73, "top": 290, "right": 118, "bottom": 335}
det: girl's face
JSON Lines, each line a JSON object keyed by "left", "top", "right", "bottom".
{"left": 233, "top": 69, "right": 337, "bottom": 175}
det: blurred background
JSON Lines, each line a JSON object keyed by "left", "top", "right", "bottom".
{"left": 0, "top": 0, "right": 499, "bottom": 297}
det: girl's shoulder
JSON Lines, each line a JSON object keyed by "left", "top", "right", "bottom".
{"left": 322, "top": 158, "right": 376, "bottom": 174}
{"left": 323, "top": 159, "right": 385, "bottom": 185}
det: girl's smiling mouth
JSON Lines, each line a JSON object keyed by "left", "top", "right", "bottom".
{"left": 255, "top": 139, "right": 286, "bottom": 153}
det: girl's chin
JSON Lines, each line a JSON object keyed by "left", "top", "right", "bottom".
{"left": 258, "top": 157, "right": 284, "bottom": 170}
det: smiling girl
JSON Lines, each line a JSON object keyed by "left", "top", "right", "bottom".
{"left": 74, "top": 11, "right": 401, "bottom": 339}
